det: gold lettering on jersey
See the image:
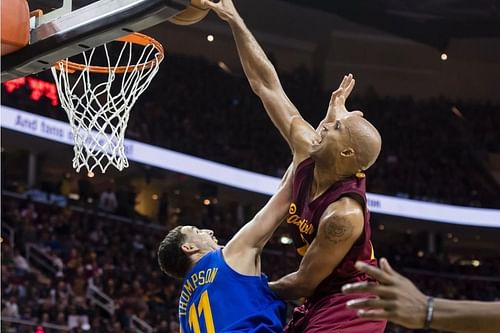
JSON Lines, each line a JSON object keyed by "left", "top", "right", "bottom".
{"left": 287, "top": 203, "right": 314, "bottom": 235}
{"left": 178, "top": 267, "right": 219, "bottom": 316}
{"left": 287, "top": 203, "right": 314, "bottom": 256}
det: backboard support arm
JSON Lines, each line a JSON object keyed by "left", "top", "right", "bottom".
{"left": 2, "top": 0, "right": 189, "bottom": 82}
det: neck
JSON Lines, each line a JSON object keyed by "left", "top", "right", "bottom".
{"left": 312, "top": 159, "right": 352, "bottom": 197}
{"left": 190, "top": 249, "right": 212, "bottom": 266}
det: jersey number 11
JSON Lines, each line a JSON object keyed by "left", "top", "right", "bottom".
{"left": 188, "top": 290, "right": 215, "bottom": 333}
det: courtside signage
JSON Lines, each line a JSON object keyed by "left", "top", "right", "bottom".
{"left": 2, "top": 106, "right": 500, "bottom": 228}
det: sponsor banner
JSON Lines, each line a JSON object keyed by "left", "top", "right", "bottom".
{"left": 0, "top": 106, "right": 278, "bottom": 194}
{"left": 366, "top": 193, "right": 500, "bottom": 228}
{"left": 2, "top": 106, "right": 500, "bottom": 227}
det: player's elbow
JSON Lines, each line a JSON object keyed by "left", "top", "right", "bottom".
{"left": 300, "top": 284, "right": 316, "bottom": 298}
{"left": 271, "top": 282, "right": 314, "bottom": 301}
{"left": 249, "top": 79, "right": 267, "bottom": 96}
{"left": 249, "top": 77, "right": 280, "bottom": 97}
{"left": 293, "top": 278, "right": 316, "bottom": 298}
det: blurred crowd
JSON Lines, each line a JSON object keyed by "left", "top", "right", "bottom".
{"left": 2, "top": 54, "right": 499, "bottom": 208}
{"left": 2, "top": 54, "right": 500, "bottom": 332}
{"left": 2, "top": 193, "right": 499, "bottom": 333}
{"left": 2, "top": 196, "right": 179, "bottom": 333}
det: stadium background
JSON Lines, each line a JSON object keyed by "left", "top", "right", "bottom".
{"left": 2, "top": 0, "right": 500, "bottom": 332}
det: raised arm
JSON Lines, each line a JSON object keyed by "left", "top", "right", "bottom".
{"left": 269, "top": 198, "right": 364, "bottom": 300}
{"left": 222, "top": 166, "right": 292, "bottom": 275}
{"left": 203, "top": 0, "right": 316, "bottom": 158}
{"left": 342, "top": 258, "right": 500, "bottom": 333}
{"left": 225, "top": 165, "right": 292, "bottom": 255}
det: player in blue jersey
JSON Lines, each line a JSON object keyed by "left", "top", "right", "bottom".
{"left": 157, "top": 169, "right": 292, "bottom": 333}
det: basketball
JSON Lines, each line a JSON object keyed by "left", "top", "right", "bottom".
{"left": 168, "top": 0, "right": 209, "bottom": 26}
{"left": 1, "top": 0, "right": 30, "bottom": 55}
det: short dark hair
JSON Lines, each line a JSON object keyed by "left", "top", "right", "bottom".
{"left": 157, "top": 226, "right": 191, "bottom": 280}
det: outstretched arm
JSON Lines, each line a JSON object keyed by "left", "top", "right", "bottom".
{"left": 225, "top": 165, "right": 292, "bottom": 255}
{"left": 203, "top": 0, "right": 316, "bottom": 159}
{"left": 342, "top": 258, "right": 500, "bottom": 333}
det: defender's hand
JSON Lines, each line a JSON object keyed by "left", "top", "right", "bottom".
{"left": 201, "top": 0, "right": 238, "bottom": 22}
{"left": 342, "top": 258, "right": 427, "bottom": 329}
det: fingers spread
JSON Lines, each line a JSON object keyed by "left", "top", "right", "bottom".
{"left": 335, "top": 94, "right": 346, "bottom": 107}
{"left": 340, "top": 75, "right": 348, "bottom": 89}
{"left": 357, "top": 309, "right": 390, "bottom": 321}
{"left": 332, "top": 74, "right": 355, "bottom": 106}
{"left": 354, "top": 261, "right": 394, "bottom": 285}
{"left": 340, "top": 73, "right": 353, "bottom": 90}
{"left": 341, "top": 73, "right": 353, "bottom": 86}
{"left": 342, "top": 281, "right": 371, "bottom": 293}
{"left": 346, "top": 298, "right": 395, "bottom": 311}
{"left": 379, "top": 258, "right": 395, "bottom": 275}
{"left": 342, "top": 282, "right": 395, "bottom": 299}
{"left": 330, "top": 88, "right": 343, "bottom": 105}
{"left": 344, "top": 78, "right": 355, "bottom": 98}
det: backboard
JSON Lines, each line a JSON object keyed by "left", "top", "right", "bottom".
{"left": 1, "top": 0, "right": 190, "bottom": 82}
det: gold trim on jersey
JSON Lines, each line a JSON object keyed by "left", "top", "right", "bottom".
{"left": 297, "top": 234, "right": 310, "bottom": 256}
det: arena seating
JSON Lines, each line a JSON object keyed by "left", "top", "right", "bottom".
{"left": 2, "top": 192, "right": 499, "bottom": 332}
{"left": 2, "top": 55, "right": 499, "bottom": 208}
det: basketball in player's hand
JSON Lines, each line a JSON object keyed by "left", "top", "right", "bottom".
{"left": 168, "top": 0, "right": 210, "bottom": 26}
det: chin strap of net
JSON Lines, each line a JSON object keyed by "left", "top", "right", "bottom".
{"left": 51, "top": 36, "right": 162, "bottom": 173}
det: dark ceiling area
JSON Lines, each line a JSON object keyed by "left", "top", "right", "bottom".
{"left": 285, "top": 0, "right": 500, "bottom": 49}
{"left": 29, "top": 0, "right": 500, "bottom": 50}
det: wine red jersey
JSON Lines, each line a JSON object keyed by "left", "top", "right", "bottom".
{"left": 288, "top": 158, "right": 378, "bottom": 297}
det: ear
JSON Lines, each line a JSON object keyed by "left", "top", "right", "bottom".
{"left": 340, "top": 147, "right": 355, "bottom": 157}
{"left": 181, "top": 243, "right": 199, "bottom": 255}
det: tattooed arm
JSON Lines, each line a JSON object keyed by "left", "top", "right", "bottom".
{"left": 269, "top": 197, "right": 364, "bottom": 300}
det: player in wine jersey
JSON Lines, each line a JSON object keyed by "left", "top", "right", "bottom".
{"left": 203, "top": 0, "right": 387, "bottom": 331}
{"left": 157, "top": 169, "right": 292, "bottom": 333}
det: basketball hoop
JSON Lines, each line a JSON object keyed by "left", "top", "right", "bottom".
{"left": 51, "top": 33, "right": 164, "bottom": 173}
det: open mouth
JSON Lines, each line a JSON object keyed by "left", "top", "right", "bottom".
{"left": 317, "top": 129, "right": 326, "bottom": 144}
{"left": 312, "top": 137, "right": 323, "bottom": 147}
{"left": 313, "top": 129, "right": 326, "bottom": 146}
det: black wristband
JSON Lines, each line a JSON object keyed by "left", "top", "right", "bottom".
{"left": 424, "top": 296, "right": 434, "bottom": 329}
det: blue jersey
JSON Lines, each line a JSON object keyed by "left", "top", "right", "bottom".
{"left": 178, "top": 248, "right": 285, "bottom": 333}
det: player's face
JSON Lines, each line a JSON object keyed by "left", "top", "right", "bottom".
{"left": 181, "top": 226, "right": 219, "bottom": 250}
{"left": 311, "top": 112, "right": 363, "bottom": 157}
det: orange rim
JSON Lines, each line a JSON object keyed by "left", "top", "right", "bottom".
{"left": 53, "top": 32, "right": 164, "bottom": 74}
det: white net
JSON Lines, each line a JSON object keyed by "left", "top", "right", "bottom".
{"left": 51, "top": 35, "right": 163, "bottom": 173}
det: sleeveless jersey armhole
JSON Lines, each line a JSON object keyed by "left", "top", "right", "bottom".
{"left": 339, "top": 192, "right": 367, "bottom": 247}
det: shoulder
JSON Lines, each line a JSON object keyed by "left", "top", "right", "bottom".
{"left": 324, "top": 196, "right": 364, "bottom": 216}
{"left": 318, "top": 197, "right": 364, "bottom": 244}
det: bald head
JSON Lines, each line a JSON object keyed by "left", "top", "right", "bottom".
{"left": 343, "top": 116, "right": 382, "bottom": 171}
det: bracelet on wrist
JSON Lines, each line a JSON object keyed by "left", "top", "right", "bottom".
{"left": 424, "top": 296, "right": 434, "bottom": 329}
